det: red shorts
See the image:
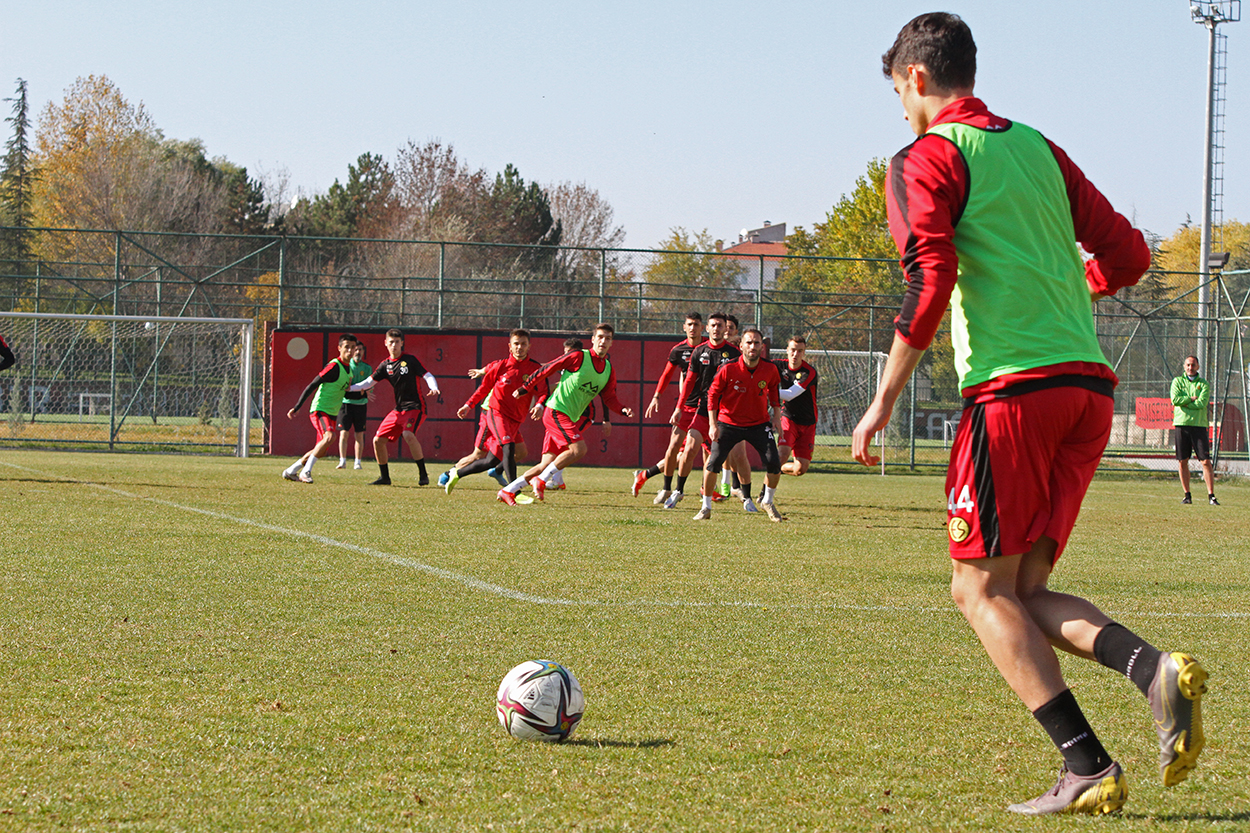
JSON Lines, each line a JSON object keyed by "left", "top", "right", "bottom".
{"left": 675, "top": 405, "right": 698, "bottom": 433}
{"left": 780, "top": 417, "right": 816, "bottom": 460}
{"left": 687, "top": 413, "right": 711, "bottom": 448}
{"left": 946, "top": 385, "right": 1112, "bottom": 563}
{"left": 376, "top": 408, "right": 425, "bottom": 442}
{"left": 476, "top": 409, "right": 524, "bottom": 457}
{"left": 541, "top": 408, "right": 584, "bottom": 455}
{"left": 309, "top": 411, "right": 336, "bottom": 441}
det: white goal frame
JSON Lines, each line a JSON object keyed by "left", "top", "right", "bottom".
{"left": 1, "top": 311, "right": 255, "bottom": 457}
{"left": 802, "top": 348, "right": 892, "bottom": 475}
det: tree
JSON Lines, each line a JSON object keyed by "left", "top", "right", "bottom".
{"left": 293, "top": 152, "right": 398, "bottom": 241}
{"left": 1, "top": 78, "right": 36, "bottom": 297}
{"left": 781, "top": 158, "right": 900, "bottom": 294}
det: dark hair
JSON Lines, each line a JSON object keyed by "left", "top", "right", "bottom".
{"left": 356, "top": 342, "right": 366, "bottom": 357}
{"left": 338, "top": 333, "right": 358, "bottom": 345}
{"left": 510, "top": 328, "right": 530, "bottom": 340}
{"left": 593, "top": 323, "right": 614, "bottom": 336}
{"left": 881, "top": 12, "right": 976, "bottom": 91}
{"left": 685, "top": 311, "right": 703, "bottom": 322}
{"left": 564, "top": 337, "right": 584, "bottom": 351}
{"left": 385, "top": 328, "right": 404, "bottom": 341}
{"left": 708, "top": 311, "right": 727, "bottom": 323}
{"left": 741, "top": 327, "right": 764, "bottom": 342}
{"left": 726, "top": 314, "right": 739, "bottom": 328}
{"left": 788, "top": 334, "right": 807, "bottom": 345}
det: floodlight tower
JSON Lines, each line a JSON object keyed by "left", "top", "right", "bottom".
{"left": 1191, "top": 1, "right": 1239, "bottom": 361}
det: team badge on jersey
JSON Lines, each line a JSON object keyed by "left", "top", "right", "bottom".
{"left": 948, "top": 516, "right": 971, "bottom": 543}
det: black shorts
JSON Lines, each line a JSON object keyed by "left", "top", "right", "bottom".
{"left": 707, "top": 422, "right": 781, "bottom": 475}
{"left": 1175, "top": 425, "right": 1210, "bottom": 461}
{"left": 337, "top": 401, "right": 368, "bottom": 433}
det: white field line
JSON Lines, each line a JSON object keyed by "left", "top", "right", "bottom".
{"left": 4, "top": 459, "right": 1248, "bottom": 619}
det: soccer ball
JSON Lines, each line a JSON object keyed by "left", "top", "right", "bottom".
{"left": 496, "top": 660, "right": 584, "bottom": 742}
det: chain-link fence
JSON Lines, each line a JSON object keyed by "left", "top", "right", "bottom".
{"left": 1, "top": 226, "right": 1246, "bottom": 471}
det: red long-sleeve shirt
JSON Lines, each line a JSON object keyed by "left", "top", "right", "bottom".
{"left": 707, "top": 357, "right": 781, "bottom": 428}
{"left": 465, "top": 354, "right": 544, "bottom": 423}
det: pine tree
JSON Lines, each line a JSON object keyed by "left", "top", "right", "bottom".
{"left": 0, "top": 78, "right": 36, "bottom": 298}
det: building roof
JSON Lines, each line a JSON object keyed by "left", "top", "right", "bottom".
{"left": 721, "top": 240, "right": 788, "bottom": 257}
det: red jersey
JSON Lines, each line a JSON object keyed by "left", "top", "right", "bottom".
{"left": 707, "top": 357, "right": 781, "bottom": 428}
{"left": 465, "top": 354, "right": 543, "bottom": 423}
{"left": 652, "top": 338, "right": 697, "bottom": 399}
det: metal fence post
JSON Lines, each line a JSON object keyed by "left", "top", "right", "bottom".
{"left": 437, "top": 242, "right": 446, "bottom": 329}
{"left": 599, "top": 249, "right": 606, "bottom": 323}
{"left": 277, "top": 236, "right": 286, "bottom": 327}
{"left": 756, "top": 255, "right": 764, "bottom": 327}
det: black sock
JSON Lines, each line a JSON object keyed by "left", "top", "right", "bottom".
{"left": 458, "top": 454, "right": 501, "bottom": 478}
{"left": 378, "top": 463, "right": 390, "bottom": 480}
{"left": 415, "top": 458, "right": 427, "bottom": 477}
{"left": 1093, "top": 623, "right": 1160, "bottom": 698}
{"left": 662, "top": 474, "right": 673, "bottom": 490}
{"left": 645, "top": 464, "right": 662, "bottom": 478}
{"left": 676, "top": 475, "right": 688, "bottom": 493}
{"left": 731, "top": 470, "right": 741, "bottom": 490}
{"left": 1032, "top": 689, "right": 1113, "bottom": 776}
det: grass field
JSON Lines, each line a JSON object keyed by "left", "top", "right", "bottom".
{"left": 2, "top": 450, "right": 1247, "bottom": 831}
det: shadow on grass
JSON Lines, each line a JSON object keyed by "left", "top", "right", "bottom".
{"left": 564, "top": 737, "right": 675, "bottom": 749}
{"left": 1128, "top": 812, "right": 1250, "bottom": 823}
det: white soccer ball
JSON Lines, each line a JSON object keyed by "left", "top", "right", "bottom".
{"left": 496, "top": 659, "right": 584, "bottom": 742}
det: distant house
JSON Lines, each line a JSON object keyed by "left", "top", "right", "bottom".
{"left": 718, "top": 222, "right": 788, "bottom": 291}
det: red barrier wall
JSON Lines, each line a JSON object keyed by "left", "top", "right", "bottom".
{"left": 269, "top": 328, "right": 689, "bottom": 469}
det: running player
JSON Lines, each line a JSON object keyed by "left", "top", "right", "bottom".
{"left": 347, "top": 329, "right": 440, "bottom": 486}
{"left": 444, "top": 329, "right": 543, "bottom": 494}
{"left": 777, "top": 335, "right": 819, "bottom": 484}
{"left": 854, "top": 13, "right": 1202, "bottom": 815}
{"left": 497, "top": 324, "right": 634, "bottom": 505}
{"left": 336, "top": 340, "right": 372, "bottom": 470}
{"left": 696, "top": 328, "right": 784, "bottom": 521}
{"left": 663, "top": 312, "right": 740, "bottom": 509}
{"left": 282, "top": 333, "right": 358, "bottom": 483}
{"left": 632, "top": 311, "right": 702, "bottom": 503}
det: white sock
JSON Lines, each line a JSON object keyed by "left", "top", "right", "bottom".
{"left": 504, "top": 476, "right": 528, "bottom": 494}
{"left": 540, "top": 463, "right": 560, "bottom": 483}
{"left": 763, "top": 486, "right": 776, "bottom": 505}
{"left": 285, "top": 461, "right": 300, "bottom": 475}
{"left": 702, "top": 494, "right": 712, "bottom": 510}
{"left": 721, "top": 469, "right": 731, "bottom": 486}
{"left": 302, "top": 457, "right": 316, "bottom": 474}
{"left": 552, "top": 470, "right": 565, "bottom": 486}
{"left": 339, "top": 457, "right": 346, "bottom": 466}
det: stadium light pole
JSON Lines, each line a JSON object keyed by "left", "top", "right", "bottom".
{"left": 1191, "top": 1, "right": 1239, "bottom": 362}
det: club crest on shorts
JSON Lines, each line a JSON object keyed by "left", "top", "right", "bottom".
{"left": 948, "top": 516, "right": 971, "bottom": 543}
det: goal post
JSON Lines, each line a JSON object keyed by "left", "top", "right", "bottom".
{"left": 0, "top": 311, "right": 255, "bottom": 456}
{"left": 801, "top": 348, "right": 912, "bottom": 473}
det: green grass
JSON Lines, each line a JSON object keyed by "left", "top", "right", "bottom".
{"left": 2, "top": 451, "right": 1247, "bottom": 831}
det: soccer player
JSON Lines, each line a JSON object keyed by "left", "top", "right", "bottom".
{"left": 777, "top": 335, "right": 819, "bottom": 482}
{"left": 1171, "top": 356, "right": 1218, "bottom": 505}
{"left": 0, "top": 334, "right": 14, "bottom": 372}
{"left": 632, "top": 311, "right": 702, "bottom": 503}
{"left": 853, "top": 13, "right": 1204, "bottom": 816}
{"left": 336, "top": 340, "right": 373, "bottom": 470}
{"left": 444, "top": 329, "right": 543, "bottom": 494}
{"left": 664, "top": 312, "right": 741, "bottom": 509}
{"left": 496, "top": 324, "right": 634, "bottom": 505}
{"left": 282, "top": 333, "right": 358, "bottom": 483}
{"left": 348, "top": 328, "right": 440, "bottom": 486}
{"left": 696, "top": 328, "right": 784, "bottom": 522}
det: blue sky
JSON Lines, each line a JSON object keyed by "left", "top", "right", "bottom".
{"left": 3, "top": 1, "right": 1244, "bottom": 256}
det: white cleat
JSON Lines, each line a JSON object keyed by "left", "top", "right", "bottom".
{"left": 654, "top": 489, "right": 672, "bottom": 506}
{"left": 742, "top": 498, "right": 758, "bottom": 513}
{"left": 663, "top": 490, "right": 684, "bottom": 509}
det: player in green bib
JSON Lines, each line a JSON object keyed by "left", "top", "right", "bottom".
{"left": 497, "top": 324, "right": 634, "bottom": 504}
{"left": 853, "top": 13, "right": 1206, "bottom": 817}
{"left": 282, "top": 333, "right": 357, "bottom": 483}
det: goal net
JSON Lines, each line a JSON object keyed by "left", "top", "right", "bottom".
{"left": 803, "top": 349, "right": 913, "bottom": 472}
{"left": 0, "top": 312, "right": 255, "bottom": 456}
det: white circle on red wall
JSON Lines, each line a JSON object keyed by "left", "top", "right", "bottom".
{"left": 287, "top": 337, "right": 309, "bottom": 361}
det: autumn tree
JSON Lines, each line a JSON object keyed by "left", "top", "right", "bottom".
{"left": 1151, "top": 220, "right": 1250, "bottom": 304}
{"left": 781, "top": 158, "right": 899, "bottom": 294}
